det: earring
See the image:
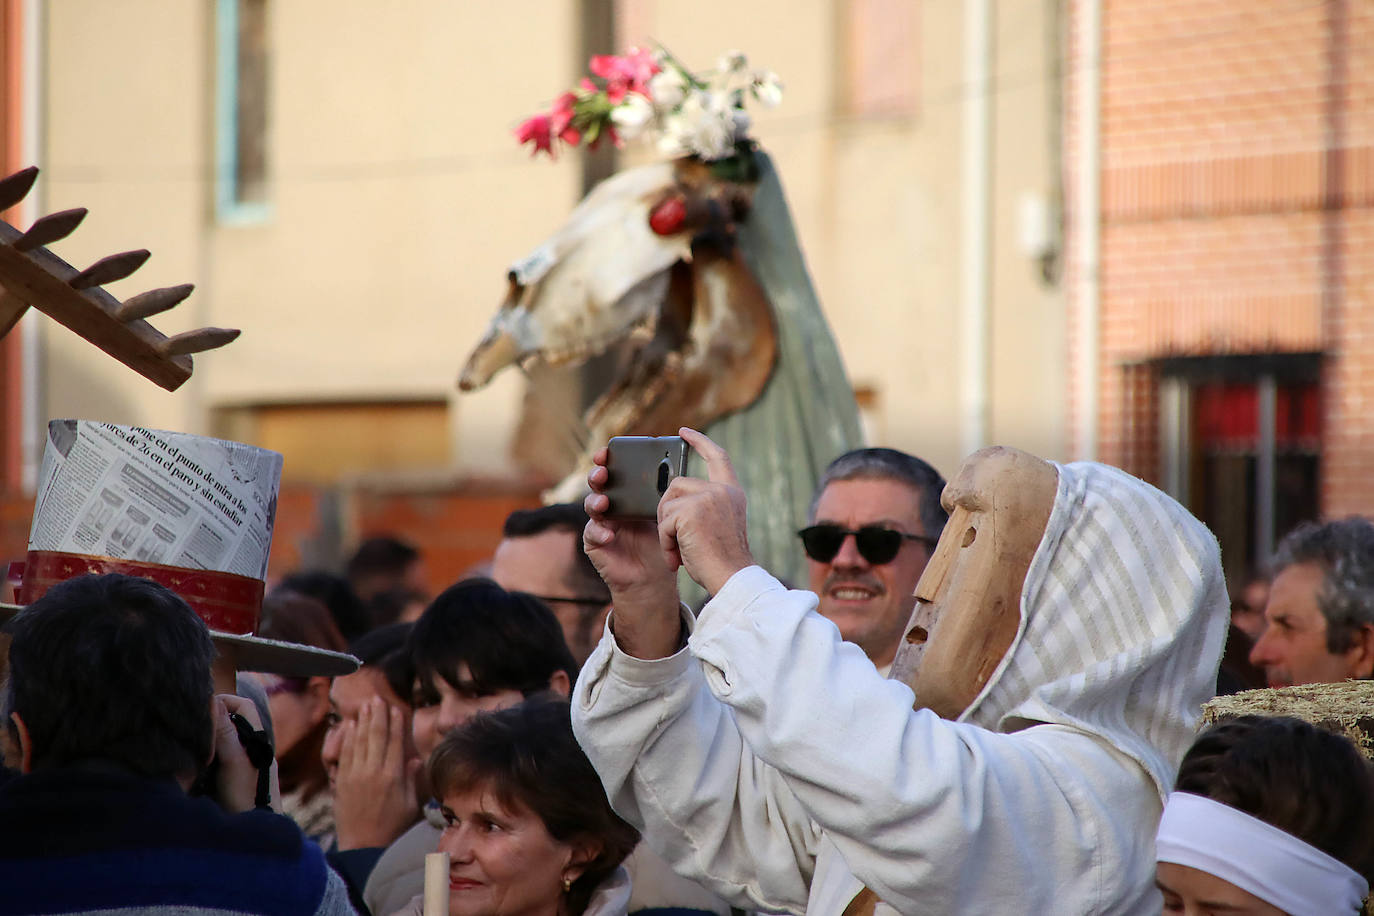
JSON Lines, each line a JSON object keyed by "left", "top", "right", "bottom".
{"left": 562, "top": 876, "right": 572, "bottom": 893}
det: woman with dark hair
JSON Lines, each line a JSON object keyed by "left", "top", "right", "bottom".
{"left": 394, "top": 698, "right": 639, "bottom": 916}
{"left": 1156, "top": 715, "right": 1374, "bottom": 915}
{"left": 322, "top": 622, "right": 421, "bottom": 912}
{"left": 253, "top": 588, "right": 348, "bottom": 847}
{"left": 407, "top": 579, "right": 578, "bottom": 765}
{"left": 364, "top": 579, "right": 579, "bottom": 916}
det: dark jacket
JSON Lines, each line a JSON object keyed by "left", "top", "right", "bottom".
{"left": 0, "top": 763, "right": 355, "bottom": 915}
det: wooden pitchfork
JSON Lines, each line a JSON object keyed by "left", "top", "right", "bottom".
{"left": 0, "top": 165, "right": 238, "bottom": 390}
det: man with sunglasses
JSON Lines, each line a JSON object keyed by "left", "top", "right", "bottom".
{"left": 800, "top": 449, "right": 947, "bottom": 674}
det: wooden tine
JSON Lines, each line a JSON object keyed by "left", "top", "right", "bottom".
{"left": 13, "top": 208, "right": 88, "bottom": 252}
{"left": 0, "top": 167, "right": 39, "bottom": 213}
{"left": 70, "top": 249, "right": 151, "bottom": 289}
{"left": 115, "top": 284, "right": 195, "bottom": 322}
{"left": 156, "top": 327, "right": 241, "bottom": 357}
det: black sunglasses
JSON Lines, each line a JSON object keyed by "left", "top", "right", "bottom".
{"left": 798, "top": 524, "right": 937, "bottom": 565}
{"left": 527, "top": 593, "right": 607, "bottom": 607}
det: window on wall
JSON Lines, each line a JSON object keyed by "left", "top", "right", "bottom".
{"left": 1158, "top": 355, "right": 1322, "bottom": 581}
{"left": 840, "top": 0, "right": 920, "bottom": 119}
{"left": 216, "top": 0, "right": 270, "bottom": 222}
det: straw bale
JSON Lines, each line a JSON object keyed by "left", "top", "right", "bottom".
{"left": 1202, "top": 681, "right": 1374, "bottom": 759}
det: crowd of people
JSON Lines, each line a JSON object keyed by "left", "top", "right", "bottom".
{"left": 3, "top": 428, "right": 1374, "bottom": 915}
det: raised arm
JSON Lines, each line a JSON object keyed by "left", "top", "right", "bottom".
{"left": 641, "top": 430, "right": 1160, "bottom": 913}
{"left": 581, "top": 442, "right": 687, "bottom": 660}
{"left": 683, "top": 565, "right": 1160, "bottom": 913}
{"left": 573, "top": 434, "right": 821, "bottom": 913}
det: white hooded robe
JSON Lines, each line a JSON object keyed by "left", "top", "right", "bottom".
{"left": 570, "top": 461, "right": 1229, "bottom": 915}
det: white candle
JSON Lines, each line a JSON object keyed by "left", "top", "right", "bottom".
{"left": 423, "top": 851, "right": 450, "bottom": 916}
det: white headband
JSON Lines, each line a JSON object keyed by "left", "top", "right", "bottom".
{"left": 1156, "top": 791, "right": 1368, "bottom": 916}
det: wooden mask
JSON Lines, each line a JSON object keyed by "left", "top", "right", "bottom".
{"left": 889, "top": 446, "right": 1058, "bottom": 720}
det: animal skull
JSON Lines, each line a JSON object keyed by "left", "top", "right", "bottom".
{"left": 459, "top": 158, "right": 778, "bottom": 500}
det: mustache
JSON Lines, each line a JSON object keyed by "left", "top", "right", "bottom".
{"left": 823, "top": 572, "right": 886, "bottom": 595}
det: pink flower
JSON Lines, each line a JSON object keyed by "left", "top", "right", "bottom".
{"left": 589, "top": 53, "right": 630, "bottom": 82}
{"left": 515, "top": 113, "right": 555, "bottom": 157}
{"left": 589, "top": 48, "right": 661, "bottom": 103}
{"left": 623, "top": 47, "right": 661, "bottom": 89}
{"left": 550, "top": 92, "right": 578, "bottom": 137}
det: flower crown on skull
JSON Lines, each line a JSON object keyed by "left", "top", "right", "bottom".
{"left": 515, "top": 46, "right": 783, "bottom": 164}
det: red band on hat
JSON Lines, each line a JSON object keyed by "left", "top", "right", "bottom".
{"left": 18, "top": 550, "right": 263, "bottom": 635}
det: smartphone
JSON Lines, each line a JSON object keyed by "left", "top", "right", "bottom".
{"left": 603, "top": 436, "right": 690, "bottom": 520}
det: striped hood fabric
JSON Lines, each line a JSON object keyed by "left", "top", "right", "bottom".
{"left": 958, "top": 460, "right": 1230, "bottom": 802}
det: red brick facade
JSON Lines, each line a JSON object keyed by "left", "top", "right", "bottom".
{"left": 1069, "top": 0, "right": 1374, "bottom": 518}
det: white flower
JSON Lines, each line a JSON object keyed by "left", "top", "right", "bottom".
{"left": 597, "top": 47, "right": 778, "bottom": 160}
{"left": 710, "top": 50, "right": 751, "bottom": 94}
{"left": 657, "top": 131, "right": 690, "bottom": 158}
{"left": 648, "top": 68, "right": 687, "bottom": 112}
{"left": 668, "top": 90, "right": 736, "bottom": 160}
{"left": 610, "top": 93, "right": 654, "bottom": 140}
{"left": 704, "top": 91, "right": 751, "bottom": 143}
{"left": 694, "top": 121, "right": 735, "bottom": 159}
{"left": 668, "top": 89, "right": 706, "bottom": 125}
{"left": 751, "top": 71, "right": 783, "bottom": 109}
{"left": 717, "top": 50, "right": 748, "bottom": 76}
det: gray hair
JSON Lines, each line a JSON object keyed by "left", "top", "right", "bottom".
{"left": 809, "top": 448, "right": 949, "bottom": 541}
{"left": 1272, "top": 517, "right": 1374, "bottom": 653}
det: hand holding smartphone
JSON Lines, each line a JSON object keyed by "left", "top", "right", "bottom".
{"left": 602, "top": 436, "right": 691, "bottom": 520}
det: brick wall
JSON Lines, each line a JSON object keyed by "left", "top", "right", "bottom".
{"left": 1323, "top": 207, "right": 1374, "bottom": 515}
{"left": 1069, "top": 0, "right": 1374, "bottom": 515}
{"left": 344, "top": 479, "right": 543, "bottom": 589}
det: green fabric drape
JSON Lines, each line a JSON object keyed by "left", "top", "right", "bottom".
{"left": 681, "top": 151, "right": 863, "bottom": 607}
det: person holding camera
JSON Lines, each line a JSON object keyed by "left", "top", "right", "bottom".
{"left": 0, "top": 574, "right": 355, "bottom": 915}
{"left": 572, "top": 428, "right": 1227, "bottom": 915}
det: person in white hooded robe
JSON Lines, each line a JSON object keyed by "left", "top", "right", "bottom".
{"left": 569, "top": 429, "right": 1229, "bottom": 915}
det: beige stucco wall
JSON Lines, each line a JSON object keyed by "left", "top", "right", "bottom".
{"left": 33, "top": 1, "right": 582, "bottom": 476}
{"left": 987, "top": 0, "right": 1067, "bottom": 463}
{"left": 197, "top": 2, "right": 582, "bottom": 474}
{"left": 627, "top": 0, "right": 1067, "bottom": 474}
{"left": 31, "top": 0, "right": 1067, "bottom": 484}
{"left": 38, "top": 0, "right": 213, "bottom": 436}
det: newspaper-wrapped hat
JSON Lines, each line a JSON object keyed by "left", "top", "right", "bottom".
{"left": 0, "top": 420, "right": 357, "bottom": 677}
